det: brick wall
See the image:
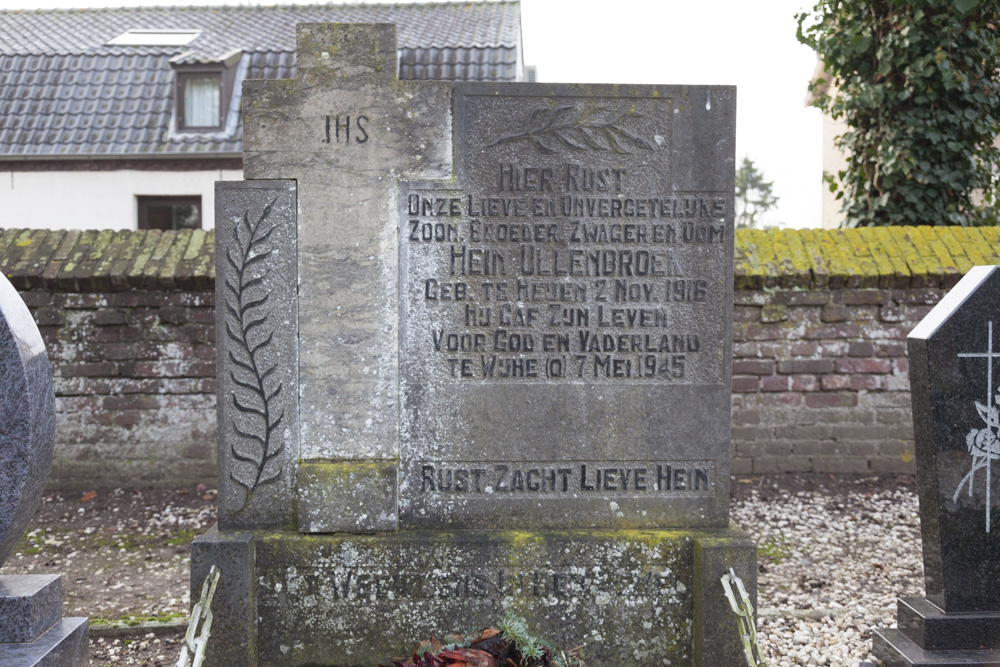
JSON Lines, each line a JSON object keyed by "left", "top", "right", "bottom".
{"left": 2, "top": 229, "right": 217, "bottom": 488}
{"left": 728, "top": 225, "right": 1000, "bottom": 475}
{"left": 730, "top": 285, "right": 926, "bottom": 474}
{"left": 3, "top": 226, "right": 1000, "bottom": 488}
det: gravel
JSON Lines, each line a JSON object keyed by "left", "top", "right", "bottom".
{"left": 0, "top": 487, "right": 217, "bottom": 666}
{"left": 732, "top": 474, "right": 923, "bottom": 666}
{"left": 0, "top": 475, "right": 922, "bottom": 666}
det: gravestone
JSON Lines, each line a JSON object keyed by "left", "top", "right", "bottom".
{"left": 193, "top": 22, "right": 755, "bottom": 666}
{"left": 874, "top": 265, "right": 1000, "bottom": 664}
{"left": 0, "top": 273, "right": 88, "bottom": 666}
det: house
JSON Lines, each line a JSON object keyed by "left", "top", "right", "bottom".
{"left": 805, "top": 63, "right": 849, "bottom": 230}
{"left": 0, "top": 2, "right": 524, "bottom": 231}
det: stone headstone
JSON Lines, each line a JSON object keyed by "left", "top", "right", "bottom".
{"left": 194, "top": 22, "right": 755, "bottom": 667}
{"left": 0, "top": 273, "right": 55, "bottom": 566}
{"left": 0, "top": 273, "right": 88, "bottom": 666}
{"left": 874, "top": 265, "right": 1000, "bottom": 664}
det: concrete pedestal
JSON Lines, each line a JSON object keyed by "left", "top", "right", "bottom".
{"left": 192, "top": 526, "right": 756, "bottom": 667}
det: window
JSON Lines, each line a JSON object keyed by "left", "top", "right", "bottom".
{"left": 172, "top": 51, "right": 242, "bottom": 133}
{"left": 107, "top": 29, "right": 200, "bottom": 46}
{"left": 181, "top": 74, "right": 222, "bottom": 129}
{"left": 138, "top": 196, "right": 202, "bottom": 231}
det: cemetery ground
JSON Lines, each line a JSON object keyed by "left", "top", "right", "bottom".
{"left": 0, "top": 474, "right": 920, "bottom": 667}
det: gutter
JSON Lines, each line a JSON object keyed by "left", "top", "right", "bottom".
{"left": 0, "top": 152, "right": 240, "bottom": 162}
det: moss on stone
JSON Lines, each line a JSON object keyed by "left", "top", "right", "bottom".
{"left": 867, "top": 231, "right": 900, "bottom": 287}
{"left": 843, "top": 228, "right": 879, "bottom": 287}
{"left": 958, "top": 228, "right": 991, "bottom": 267}
{"left": 90, "top": 612, "right": 186, "bottom": 627}
{"left": 300, "top": 460, "right": 394, "bottom": 481}
{"left": 245, "top": 527, "right": 729, "bottom": 665}
{"left": 980, "top": 227, "right": 1000, "bottom": 264}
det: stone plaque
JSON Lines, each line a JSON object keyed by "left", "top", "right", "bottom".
{"left": 195, "top": 24, "right": 755, "bottom": 667}
{"left": 399, "top": 84, "right": 735, "bottom": 529}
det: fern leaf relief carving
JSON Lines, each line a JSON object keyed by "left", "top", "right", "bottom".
{"left": 488, "top": 105, "right": 657, "bottom": 155}
{"left": 225, "top": 196, "right": 285, "bottom": 511}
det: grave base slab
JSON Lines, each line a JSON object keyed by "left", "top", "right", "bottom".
{"left": 0, "top": 617, "right": 89, "bottom": 667}
{"left": 874, "top": 626, "right": 1000, "bottom": 666}
{"left": 896, "top": 597, "right": 1000, "bottom": 651}
{"left": 192, "top": 525, "right": 756, "bottom": 667}
{"left": 0, "top": 575, "right": 63, "bottom": 643}
{"left": 875, "top": 596, "right": 1000, "bottom": 666}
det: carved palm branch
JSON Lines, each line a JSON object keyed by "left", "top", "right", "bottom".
{"left": 224, "top": 197, "right": 285, "bottom": 511}
{"left": 488, "top": 105, "right": 656, "bottom": 155}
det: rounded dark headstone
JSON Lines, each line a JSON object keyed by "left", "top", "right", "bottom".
{"left": 0, "top": 274, "right": 55, "bottom": 567}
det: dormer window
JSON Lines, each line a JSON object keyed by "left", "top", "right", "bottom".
{"left": 179, "top": 72, "right": 222, "bottom": 129}
{"left": 171, "top": 49, "right": 243, "bottom": 133}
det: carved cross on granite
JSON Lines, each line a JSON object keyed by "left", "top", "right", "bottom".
{"left": 952, "top": 321, "right": 1000, "bottom": 532}
{"left": 218, "top": 23, "right": 451, "bottom": 531}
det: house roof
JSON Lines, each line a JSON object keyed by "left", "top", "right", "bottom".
{"left": 0, "top": 2, "right": 522, "bottom": 159}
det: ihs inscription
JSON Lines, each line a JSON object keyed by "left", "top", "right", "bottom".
{"left": 322, "top": 114, "right": 369, "bottom": 144}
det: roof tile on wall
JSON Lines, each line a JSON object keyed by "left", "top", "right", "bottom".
{"left": 3, "top": 227, "right": 996, "bottom": 293}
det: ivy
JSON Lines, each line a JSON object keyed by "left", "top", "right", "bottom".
{"left": 797, "top": 0, "right": 1000, "bottom": 226}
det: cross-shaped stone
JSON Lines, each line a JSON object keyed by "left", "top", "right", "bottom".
{"left": 241, "top": 23, "right": 452, "bottom": 531}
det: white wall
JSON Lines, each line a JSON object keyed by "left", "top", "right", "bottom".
{"left": 0, "top": 168, "right": 244, "bottom": 230}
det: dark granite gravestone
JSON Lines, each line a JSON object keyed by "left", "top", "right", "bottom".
{"left": 874, "top": 265, "right": 1000, "bottom": 665}
{"left": 0, "top": 273, "right": 88, "bottom": 666}
{"left": 192, "top": 22, "right": 755, "bottom": 666}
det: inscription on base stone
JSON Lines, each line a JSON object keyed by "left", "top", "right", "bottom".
{"left": 400, "top": 84, "right": 735, "bottom": 530}
{"left": 255, "top": 531, "right": 694, "bottom": 666}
